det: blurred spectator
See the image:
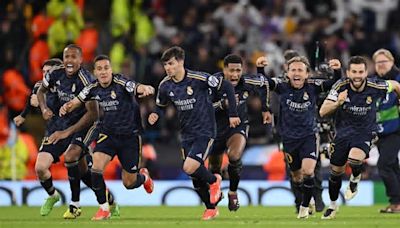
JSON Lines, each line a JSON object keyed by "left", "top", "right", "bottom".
{"left": 1, "top": 68, "right": 30, "bottom": 118}
{"left": 76, "top": 21, "right": 99, "bottom": 65}
{"left": 263, "top": 149, "right": 286, "bottom": 181}
{"left": 29, "top": 35, "right": 50, "bottom": 84}
{"left": 0, "top": 124, "right": 29, "bottom": 180}
{"left": 31, "top": 8, "right": 54, "bottom": 40}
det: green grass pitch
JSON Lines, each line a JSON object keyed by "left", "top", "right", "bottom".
{"left": 0, "top": 205, "right": 399, "bottom": 227}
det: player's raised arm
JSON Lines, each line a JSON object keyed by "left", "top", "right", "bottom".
{"left": 320, "top": 89, "right": 348, "bottom": 117}
{"left": 318, "top": 59, "right": 343, "bottom": 92}
{"left": 256, "top": 56, "right": 277, "bottom": 91}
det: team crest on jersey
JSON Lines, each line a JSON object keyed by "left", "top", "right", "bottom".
{"left": 111, "top": 90, "right": 117, "bottom": 99}
{"left": 303, "top": 92, "right": 309, "bottom": 100}
{"left": 187, "top": 86, "right": 193, "bottom": 95}
{"left": 366, "top": 96, "right": 372, "bottom": 104}
{"left": 243, "top": 91, "right": 249, "bottom": 99}
{"left": 71, "top": 83, "right": 76, "bottom": 93}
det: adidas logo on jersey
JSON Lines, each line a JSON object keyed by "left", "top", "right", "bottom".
{"left": 131, "top": 165, "right": 137, "bottom": 171}
{"left": 169, "top": 91, "right": 174, "bottom": 97}
{"left": 310, "top": 152, "right": 316, "bottom": 157}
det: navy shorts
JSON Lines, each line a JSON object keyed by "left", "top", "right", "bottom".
{"left": 181, "top": 136, "right": 215, "bottom": 163}
{"left": 330, "top": 133, "right": 373, "bottom": 166}
{"left": 212, "top": 124, "right": 249, "bottom": 155}
{"left": 94, "top": 132, "right": 142, "bottom": 173}
{"left": 39, "top": 124, "right": 99, "bottom": 163}
{"left": 282, "top": 134, "right": 319, "bottom": 172}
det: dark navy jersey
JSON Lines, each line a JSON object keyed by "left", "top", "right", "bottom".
{"left": 77, "top": 74, "right": 142, "bottom": 135}
{"left": 327, "top": 78, "right": 389, "bottom": 138}
{"left": 274, "top": 82, "right": 321, "bottom": 140}
{"left": 212, "top": 72, "right": 269, "bottom": 138}
{"left": 156, "top": 69, "right": 225, "bottom": 140}
{"left": 21, "top": 81, "right": 59, "bottom": 117}
{"left": 257, "top": 67, "right": 340, "bottom": 140}
{"left": 43, "top": 67, "right": 94, "bottom": 127}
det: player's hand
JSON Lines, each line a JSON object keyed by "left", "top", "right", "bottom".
{"left": 328, "top": 59, "right": 341, "bottom": 70}
{"left": 48, "top": 130, "right": 70, "bottom": 144}
{"left": 338, "top": 89, "right": 348, "bottom": 105}
{"left": 59, "top": 102, "right": 73, "bottom": 117}
{"left": 256, "top": 56, "right": 268, "bottom": 67}
{"left": 148, "top": 113, "right": 159, "bottom": 125}
{"left": 229, "top": 117, "right": 241, "bottom": 128}
{"left": 138, "top": 85, "right": 155, "bottom": 98}
{"left": 42, "top": 108, "right": 54, "bottom": 120}
{"left": 262, "top": 111, "right": 273, "bottom": 124}
{"left": 30, "top": 94, "right": 39, "bottom": 107}
{"left": 13, "top": 115, "right": 25, "bottom": 126}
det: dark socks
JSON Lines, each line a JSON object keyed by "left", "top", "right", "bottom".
{"left": 292, "top": 181, "right": 303, "bottom": 208}
{"left": 81, "top": 169, "right": 93, "bottom": 190}
{"left": 192, "top": 178, "right": 214, "bottom": 209}
{"left": 66, "top": 161, "right": 81, "bottom": 202}
{"left": 40, "top": 176, "right": 55, "bottom": 196}
{"left": 191, "top": 165, "right": 217, "bottom": 184}
{"left": 228, "top": 159, "right": 242, "bottom": 192}
{"left": 301, "top": 175, "right": 314, "bottom": 207}
{"left": 328, "top": 170, "right": 343, "bottom": 201}
{"left": 91, "top": 169, "right": 106, "bottom": 204}
{"left": 126, "top": 173, "right": 145, "bottom": 189}
{"left": 348, "top": 158, "right": 363, "bottom": 177}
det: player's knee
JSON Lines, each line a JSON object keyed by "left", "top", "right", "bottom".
{"left": 64, "top": 150, "right": 81, "bottom": 162}
{"left": 292, "top": 175, "right": 302, "bottom": 183}
{"left": 183, "top": 163, "right": 197, "bottom": 175}
{"left": 302, "top": 167, "right": 315, "bottom": 177}
{"left": 303, "top": 175, "right": 314, "bottom": 187}
{"left": 123, "top": 174, "right": 138, "bottom": 189}
{"left": 78, "top": 158, "right": 88, "bottom": 172}
{"left": 329, "top": 169, "right": 344, "bottom": 182}
{"left": 35, "top": 163, "right": 48, "bottom": 177}
{"left": 183, "top": 155, "right": 202, "bottom": 174}
{"left": 228, "top": 151, "right": 241, "bottom": 162}
{"left": 228, "top": 159, "right": 242, "bottom": 171}
{"left": 348, "top": 158, "right": 363, "bottom": 173}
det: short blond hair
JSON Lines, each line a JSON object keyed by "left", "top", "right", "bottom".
{"left": 372, "top": 48, "right": 394, "bottom": 62}
{"left": 287, "top": 56, "right": 311, "bottom": 72}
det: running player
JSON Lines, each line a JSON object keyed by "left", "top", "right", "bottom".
{"left": 148, "top": 46, "right": 241, "bottom": 220}
{"left": 320, "top": 56, "right": 400, "bottom": 219}
{"left": 257, "top": 55, "right": 341, "bottom": 219}
{"left": 208, "top": 54, "right": 271, "bottom": 212}
{"left": 60, "top": 54, "right": 155, "bottom": 220}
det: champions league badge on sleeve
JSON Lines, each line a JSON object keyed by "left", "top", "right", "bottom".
{"left": 126, "top": 81, "right": 136, "bottom": 93}
{"left": 207, "top": 75, "right": 220, "bottom": 88}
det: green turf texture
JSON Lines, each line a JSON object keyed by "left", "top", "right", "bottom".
{"left": 0, "top": 205, "right": 399, "bottom": 227}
